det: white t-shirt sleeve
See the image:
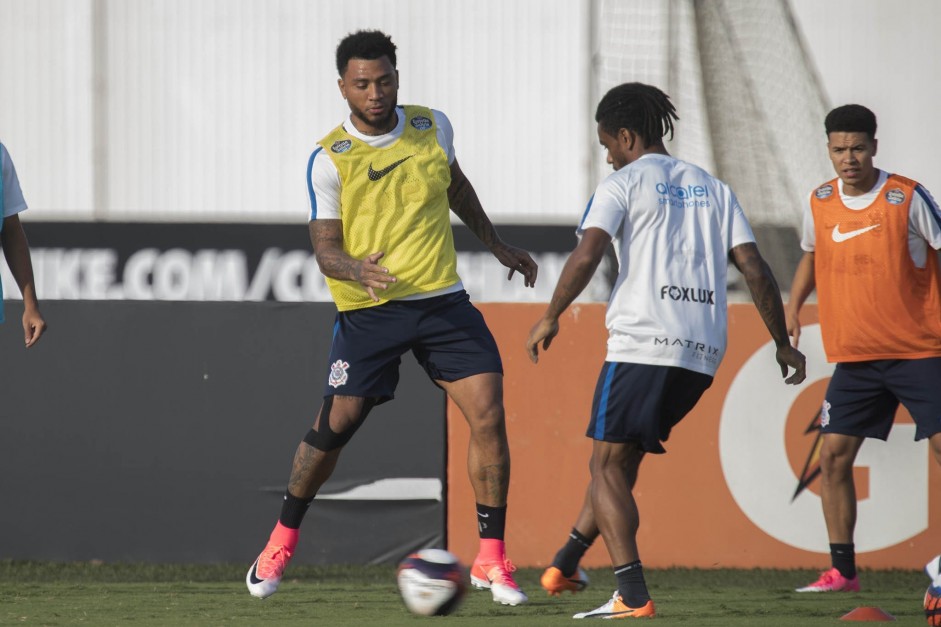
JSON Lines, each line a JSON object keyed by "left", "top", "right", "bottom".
{"left": 729, "top": 192, "right": 756, "bottom": 249}
{"left": 577, "top": 176, "right": 625, "bottom": 238}
{"left": 911, "top": 183, "right": 941, "bottom": 251}
{"left": 799, "top": 192, "right": 816, "bottom": 252}
{"left": 308, "top": 147, "right": 341, "bottom": 221}
{"left": 1, "top": 143, "right": 28, "bottom": 218}
{"left": 432, "top": 109, "right": 455, "bottom": 165}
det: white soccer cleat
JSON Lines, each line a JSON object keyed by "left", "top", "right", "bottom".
{"left": 470, "top": 556, "right": 529, "bottom": 606}
{"left": 573, "top": 590, "right": 656, "bottom": 619}
{"left": 246, "top": 542, "right": 294, "bottom": 599}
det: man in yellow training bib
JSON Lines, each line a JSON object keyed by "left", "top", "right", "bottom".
{"left": 247, "top": 29, "right": 537, "bottom": 607}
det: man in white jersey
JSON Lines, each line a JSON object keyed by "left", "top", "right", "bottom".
{"left": 1, "top": 142, "right": 45, "bottom": 347}
{"left": 525, "top": 83, "right": 806, "bottom": 619}
{"left": 246, "top": 30, "right": 536, "bottom": 607}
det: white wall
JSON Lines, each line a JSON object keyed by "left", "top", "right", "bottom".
{"left": 790, "top": 0, "right": 941, "bottom": 200}
{"left": 0, "top": 1, "right": 95, "bottom": 218}
{"left": 2, "top": 0, "right": 938, "bottom": 225}
{"left": 0, "top": 0, "right": 591, "bottom": 225}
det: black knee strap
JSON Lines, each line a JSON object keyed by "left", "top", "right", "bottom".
{"left": 303, "top": 396, "right": 375, "bottom": 452}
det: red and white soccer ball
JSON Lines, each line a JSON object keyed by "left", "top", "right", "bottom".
{"left": 396, "top": 548, "right": 467, "bottom": 616}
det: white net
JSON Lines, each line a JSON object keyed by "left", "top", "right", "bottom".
{"left": 593, "top": 0, "right": 832, "bottom": 229}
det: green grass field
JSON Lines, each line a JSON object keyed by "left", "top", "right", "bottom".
{"left": 0, "top": 561, "right": 931, "bottom": 626}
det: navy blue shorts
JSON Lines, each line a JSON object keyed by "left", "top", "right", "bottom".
{"left": 821, "top": 357, "right": 941, "bottom": 441}
{"left": 586, "top": 362, "right": 713, "bottom": 453}
{"left": 321, "top": 290, "right": 502, "bottom": 402}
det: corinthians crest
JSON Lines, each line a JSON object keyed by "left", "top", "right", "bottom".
{"left": 328, "top": 360, "right": 350, "bottom": 388}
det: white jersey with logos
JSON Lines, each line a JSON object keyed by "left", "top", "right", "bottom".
{"left": 578, "top": 153, "right": 755, "bottom": 376}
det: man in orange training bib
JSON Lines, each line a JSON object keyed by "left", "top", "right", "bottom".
{"left": 788, "top": 104, "right": 941, "bottom": 593}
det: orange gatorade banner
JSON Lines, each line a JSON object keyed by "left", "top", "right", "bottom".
{"left": 447, "top": 303, "right": 939, "bottom": 569}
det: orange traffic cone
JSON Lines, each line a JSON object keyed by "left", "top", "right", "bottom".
{"left": 840, "top": 606, "right": 896, "bottom": 622}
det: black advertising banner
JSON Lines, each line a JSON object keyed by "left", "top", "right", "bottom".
{"left": 0, "top": 300, "right": 447, "bottom": 565}
{"left": 0, "top": 222, "right": 584, "bottom": 564}
{"left": 1, "top": 222, "right": 580, "bottom": 303}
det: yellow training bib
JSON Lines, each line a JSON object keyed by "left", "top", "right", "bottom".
{"left": 318, "top": 105, "right": 459, "bottom": 311}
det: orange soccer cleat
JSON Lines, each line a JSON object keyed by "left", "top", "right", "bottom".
{"left": 541, "top": 565, "right": 590, "bottom": 596}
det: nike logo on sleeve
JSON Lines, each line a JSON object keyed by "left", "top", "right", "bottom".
{"left": 831, "top": 224, "right": 880, "bottom": 242}
{"left": 367, "top": 155, "right": 414, "bottom": 181}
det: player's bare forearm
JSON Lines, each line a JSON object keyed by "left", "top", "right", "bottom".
{"left": 732, "top": 242, "right": 789, "bottom": 347}
{"left": 2, "top": 215, "right": 46, "bottom": 347}
{"left": 545, "top": 267, "right": 591, "bottom": 321}
{"left": 1, "top": 215, "right": 39, "bottom": 309}
{"left": 447, "top": 159, "right": 538, "bottom": 286}
{"left": 545, "top": 228, "right": 610, "bottom": 320}
{"left": 309, "top": 220, "right": 395, "bottom": 300}
{"left": 782, "top": 252, "right": 815, "bottom": 345}
{"left": 447, "top": 161, "right": 499, "bottom": 249}
{"left": 786, "top": 252, "right": 816, "bottom": 314}
{"left": 309, "top": 220, "right": 360, "bottom": 281}
{"left": 525, "top": 229, "right": 609, "bottom": 363}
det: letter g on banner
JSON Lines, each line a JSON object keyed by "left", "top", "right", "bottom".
{"left": 719, "top": 324, "right": 927, "bottom": 552}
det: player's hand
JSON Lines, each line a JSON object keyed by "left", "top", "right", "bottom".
{"left": 776, "top": 344, "right": 806, "bottom": 385}
{"left": 784, "top": 303, "right": 801, "bottom": 347}
{"left": 356, "top": 251, "right": 396, "bottom": 302}
{"left": 22, "top": 306, "right": 46, "bottom": 348}
{"left": 492, "top": 243, "right": 538, "bottom": 288}
{"left": 525, "top": 316, "right": 559, "bottom": 364}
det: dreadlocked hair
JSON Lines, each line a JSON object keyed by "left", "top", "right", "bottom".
{"left": 595, "top": 83, "right": 678, "bottom": 147}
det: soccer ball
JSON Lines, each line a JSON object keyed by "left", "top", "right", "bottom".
{"left": 396, "top": 549, "right": 467, "bottom": 616}
{"left": 926, "top": 585, "right": 941, "bottom": 626}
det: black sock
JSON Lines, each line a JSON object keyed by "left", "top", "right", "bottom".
{"left": 279, "top": 491, "right": 314, "bottom": 529}
{"left": 830, "top": 543, "right": 856, "bottom": 579}
{"left": 476, "top": 503, "right": 507, "bottom": 540}
{"left": 552, "top": 528, "right": 594, "bottom": 577}
{"left": 614, "top": 560, "right": 650, "bottom": 608}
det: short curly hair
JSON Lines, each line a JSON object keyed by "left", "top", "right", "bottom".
{"left": 824, "top": 104, "right": 877, "bottom": 139}
{"left": 336, "top": 30, "right": 397, "bottom": 76}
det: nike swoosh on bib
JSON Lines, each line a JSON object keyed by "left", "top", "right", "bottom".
{"left": 368, "top": 155, "right": 414, "bottom": 181}
{"left": 831, "top": 223, "right": 880, "bottom": 243}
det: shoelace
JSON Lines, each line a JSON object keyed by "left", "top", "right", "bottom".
{"left": 258, "top": 545, "right": 292, "bottom": 578}
{"left": 489, "top": 559, "right": 518, "bottom": 587}
{"left": 819, "top": 570, "right": 839, "bottom": 585}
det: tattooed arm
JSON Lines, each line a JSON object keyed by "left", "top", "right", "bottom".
{"left": 525, "top": 227, "right": 611, "bottom": 363}
{"left": 308, "top": 219, "right": 395, "bottom": 302}
{"left": 448, "top": 158, "right": 537, "bottom": 287}
{"left": 730, "top": 242, "right": 806, "bottom": 384}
